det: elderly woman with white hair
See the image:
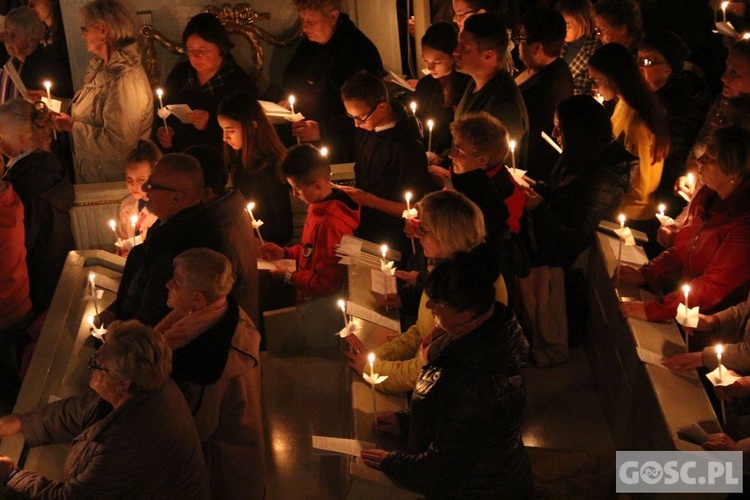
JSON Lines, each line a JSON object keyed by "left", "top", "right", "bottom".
{"left": 155, "top": 248, "right": 265, "bottom": 500}
{"left": 0, "top": 321, "right": 210, "bottom": 498}
{"left": 2, "top": 6, "right": 73, "bottom": 102}
{"left": 54, "top": 0, "right": 153, "bottom": 183}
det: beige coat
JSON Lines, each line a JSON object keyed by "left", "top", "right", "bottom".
{"left": 178, "top": 306, "right": 265, "bottom": 500}
{"left": 71, "top": 40, "right": 153, "bottom": 183}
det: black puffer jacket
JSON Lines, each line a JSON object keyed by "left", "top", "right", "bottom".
{"left": 380, "top": 303, "right": 532, "bottom": 499}
{"left": 529, "top": 140, "right": 635, "bottom": 268}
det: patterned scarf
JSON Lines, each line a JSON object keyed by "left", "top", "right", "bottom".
{"left": 185, "top": 55, "right": 239, "bottom": 97}
{"left": 420, "top": 305, "right": 495, "bottom": 363}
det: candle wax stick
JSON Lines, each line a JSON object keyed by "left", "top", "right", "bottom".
{"left": 338, "top": 300, "right": 348, "bottom": 326}
{"left": 44, "top": 81, "right": 57, "bottom": 139}
{"left": 369, "top": 354, "right": 377, "bottom": 426}
{"left": 88, "top": 275, "right": 100, "bottom": 317}
{"left": 721, "top": 399, "right": 727, "bottom": 426}
{"left": 427, "top": 120, "right": 434, "bottom": 153}
{"left": 509, "top": 140, "right": 517, "bottom": 173}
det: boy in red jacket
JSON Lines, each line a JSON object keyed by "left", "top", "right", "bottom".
{"left": 260, "top": 145, "right": 360, "bottom": 302}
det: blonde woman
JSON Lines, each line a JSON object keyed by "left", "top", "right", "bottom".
{"left": 55, "top": 0, "right": 153, "bottom": 183}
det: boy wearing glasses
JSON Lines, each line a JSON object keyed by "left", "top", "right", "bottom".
{"left": 339, "top": 73, "right": 433, "bottom": 259}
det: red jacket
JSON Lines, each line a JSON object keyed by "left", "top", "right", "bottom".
{"left": 643, "top": 179, "right": 750, "bottom": 321}
{"left": 285, "top": 189, "right": 360, "bottom": 301}
{"left": 0, "top": 182, "right": 31, "bottom": 330}
{"left": 486, "top": 163, "right": 524, "bottom": 234}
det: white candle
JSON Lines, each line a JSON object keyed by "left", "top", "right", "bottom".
{"left": 337, "top": 299, "right": 348, "bottom": 326}
{"left": 320, "top": 146, "right": 328, "bottom": 157}
{"left": 108, "top": 219, "right": 117, "bottom": 236}
{"left": 246, "top": 203, "right": 265, "bottom": 245}
{"left": 509, "top": 139, "right": 517, "bottom": 172}
{"left": 717, "top": 344, "right": 724, "bottom": 383}
{"left": 616, "top": 214, "right": 625, "bottom": 286}
{"left": 368, "top": 352, "right": 377, "bottom": 425}
{"left": 88, "top": 272, "right": 100, "bottom": 316}
{"left": 683, "top": 283, "right": 691, "bottom": 351}
{"left": 289, "top": 95, "right": 296, "bottom": 115}
{"left": 722, "top": 1, "right": 729, "bottom": 22}
{"left": 410, "top": 101, "right": 416, "bottom": 116}
{"left": 156, "top": 88, "right": 169, "bottom": 132}
{"left": 659, "top": 204, "right": 666, "bottom": 217}
{"left": 687, "top": 172, "right": 696, "bottom": 191}
{"left": 130, "top": 215, "right": 138, "bottom": 247}
{"left": 43, "top": 81, "right": 57, "bottom": 139}
{"left": 619, "top": 213, "right": 625, "bottom": 229}
{"left": 405, "top": 191, "right": 412, "bottom": 212}
{"left": 427, "top": 119, "right": 434, "bottom": 152}
{"left": 381, "top": 245, "right": 389, "bottom": 310}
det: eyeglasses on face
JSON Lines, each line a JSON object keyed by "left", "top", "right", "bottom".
{"left": 588, "top": 75, "right": 608, "bottom": 86}
{"left": 144, "top": 178, "right": 182, "bottom": 193}
{"left": 88, "top": 354, "right": 109, "bottom": 372}
{"left": 186, "top": 48, "right": 215, "bottom": 58}
{"left": 637, "top": 57, "right": 667, "bottom": 68}
{"left": 346, "top": 101, "right": 382, "bottom": 124}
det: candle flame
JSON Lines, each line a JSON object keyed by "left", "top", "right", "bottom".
{"left": 687, "top": 172, "right": 695, "bottom": 184}
{"left": 427, "top": 119, "right": 434, "bottom": 131}
{"left": 130, "top": 215, "right": 138, "bottom": 227}
{"left": 405, "top": 191, "right": 412, "bottom": 202}
{"left": 88, "top": 272, "right": 95, "bottom": 284}
{"left": 156, "top": 88, "right": 163, "bottom": 98}
{"left": 368, "top": 352, "right": 375, "bottom": 364}
{"left": 43, "top": 80, "right": 51, "bottom": 91}
{"left": 320, "top": 147, "right": 328, "bottom": 157}
{"left": 717, "top": 344, "right": 723, "bottom": 356}
{"left": 658, "top": 203, "right": 666, "bottom": 215}
{"left": 108, "top": 219, "right": 116, "bottom": 231}
{"left": 337, "top": 299, "right": 345, "bottom": 311}
{"left": 247, "top": 202, "right": 255, "bottom": 212}
{"left": 509, "top": 139, "right": 516, "bottom": 151}
{"left": 722, "top": 0, "right": 730, "bottom": 9}
{"left": 289, "top": 95, "right": 295, "bottom": 106}
{"left": 744, "top": 32, "right": 750, "bottom": 40}
{"left": 618, "top": 213, "right": 626, "bottom": 225}
{"left": 87, "top": 316, "right": 95, "bottom": 328}
{"left": 380, "top": 244, "right": 388, "bottom": 259}
{"left": 682, "top": 284, "right": 691, "bottom": 295}
{"left": 410, "top": 101, "right": 416, "bottom": 112}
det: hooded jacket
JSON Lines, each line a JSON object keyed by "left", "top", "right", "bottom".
{"left": 0, "top": 182, "right": 31, "bottom": 330}
{"left": 643, "top": 179, "right": 750, "bottom": 321}
{"left": 285, "top": 188, "right": 359, "bottom": 301}
{"left": 4, "top": 150, "right": 74, "bottom": 315}
{"left": 353, "top": 102, "right": 433, "bottom": 257}
{"left": 71, "top": 40, "right": 153, "bottom": 183}
{"left": 380, "top": 303, "right": 532, "bottom": 499}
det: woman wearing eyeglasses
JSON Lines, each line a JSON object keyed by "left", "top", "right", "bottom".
{"left": 0, "top": 321, "right": 210, "bottom": 498}
{"left": 638, "top": 31, "right": 709, "bottom": 218}
{"left": 343, "top": 190, "right": 507, "bottom": 394}
{"left": 155, "top": 14, "right": 256, "bottom": 156}
{"left": 592, "top": 0, "right": 643, "bottom": 54}
{"left": 588, "top": 42, "right": 670, "bottom": 257}
{"left": 53, "top": 0, "right": 153, "bottom": 184}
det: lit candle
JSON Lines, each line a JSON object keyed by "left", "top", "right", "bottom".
{"left": 156, "top": 88, "right": 169, "bottom": 132}
{"left": 320, "top": 146, "right": 328, "bottom": 157}
{"left": 368, "top": 352, "right": 377, "bottom": 425}
{"left": 405, "top": 191, "right": 416, "bottom": 253}
{"left": 130, "top": 215, "right": 138, "bottom": 247}
{"left": 619, "top": 213, "right": 625, "bottom": 229}
{"left": 381, "top": 244, "right": 389, "bottom": 311}
{"left": 744, "top": 32, "right": 750, "bottom": 40}
{"left": 509, "top": 139, "right": 517, "bottom": 172}
{"left": 687, "top": 172, "right": 696, "bottom": 191}
{"left": 659, "top": 204, "right": 666, "bottom": 217}
{"left": 683, "top": 284, "right": 691, "bottom": 351}
{"left": 289, "top": 95, "right": 296, "bottom": 115}
{"left": 108, "top": 219, "right": 117, "bottom": 236}
{"left": 427, "top": 119, "right": 434, "bottom": 152}
{"left": 405, "top": 191, "right": 412, "bottom": 213}
{"left": 246, "top": 202, "right": 266, "bottom": 245}
{"left": 410, "top": 101, "right": 417, "bottom": 116}
{"left": 722, "top": 0, "right": 729, "bottom": 22}
{"left": 717, "top": 344, "right": 723, "bottom": 382}
{"left": 337, "top": 299, "right": 348, "bottom": 326}
{"left": 44, "top": 81, "right": 57, "bottom": 139}
{"left": 87, "top": 315, "right": 95, "bottom": 329}
{"left": 88, "top": 272, "right": 100, "bottom": 316}
{"left": 616, "top": 214, "right": 625, "bottom": 286}
{"left": 595, "top": 92, "right": 605, "bottom": 105}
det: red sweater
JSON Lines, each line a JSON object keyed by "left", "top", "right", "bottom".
{"left": 285, "top": 189, "right": 360, "bottom": 301}
{"left": 486, "top": 163, "right": 525, "bottom": 234}
{"left": 0, "top": 183, "right": 32, "bottom": 330}
{"left": 643, "top": 179, "right": 750, "bottom": 321}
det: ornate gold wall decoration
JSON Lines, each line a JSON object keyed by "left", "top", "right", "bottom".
{"left": 140, "top": 3, "right": 303, "bottom": 86}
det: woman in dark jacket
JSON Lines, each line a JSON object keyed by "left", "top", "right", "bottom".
{"left": 155, "top": 13, "right": 257, "bottom": 154}
{"left": 361, "top": 244, "right": 532, "bottom": 499}
{"left": 526, "top": 94, "right": 634, "bottom": 269}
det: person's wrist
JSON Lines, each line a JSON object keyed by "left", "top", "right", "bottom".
{"left": 5, "top": 466, "right": 21, "bottom": 485}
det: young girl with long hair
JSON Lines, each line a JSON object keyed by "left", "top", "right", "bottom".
{"left": 217, "top": 91, "right": 293, "bottom": 245}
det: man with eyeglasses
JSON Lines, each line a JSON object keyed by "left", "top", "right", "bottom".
{"left": 453, "top": 13, "right": 529, "bottom": 167}
{"left": 338, "top": 73, "right": 433, "bottom": 258}
{"left": 97, "top": 154, "right": 222, "bottom": 327}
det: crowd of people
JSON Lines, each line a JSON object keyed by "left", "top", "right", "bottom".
{"left": 0, "top": 0, "right": 749, "bottom": 497}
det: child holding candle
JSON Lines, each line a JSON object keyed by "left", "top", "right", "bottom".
{"left": 116, "top": 140, "right": 160, "bottom": 256}
{"left": 259, "top": 144, "right": 360, "bottom": 302}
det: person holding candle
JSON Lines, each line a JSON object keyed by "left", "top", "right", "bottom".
{"left": 413, "top": 23, "right": 470, "bottom": 163}
{"left": 115, "top": 140, "right": 161, "bottom": 256}
{"left": 588, "top": 42, "right": 671, "bottom": 257}
{"left": 555, "top": 0, "right": 601, "bottom": 97}
{"left": 0, "top": 98, "right": 74, "bottom": 318}
{"left": 0, "top": 321, "right": 211, "bottom": 498}
{"left": 217, "top": 91, "right": 293, "bottom": 246}
{"left": 154, "top": 13, "right": 256, "bottom": 155}
{"left": 155, "top": 248, "right": 265, "bottom": 500}
{"left": 452, "top": 13, "right": 529, "bottom": 168}
{"left": 344, "top": 190, "right": 508, "bottom": 394}
{"left": 53, "top": 0, "right": 153, "bottom": 183}
{"left": 360, "top": 244, "right": 532, "bottom": 498}
{"left": 338, "top": 73, "right": 433, "bottom": 259}
{"left": 514, "top": 8, "right": 574, "bottom": 184}
{"left": 28, "top": 0, "right": 71, "bottom": 81}
{"left": 620, "top": 126, "right": 750, "bottom": 325}
{"left": 279, "top": 0, "right": 384, "bottom": 163}
{"left": 259, "top": 144, "right": 359, "bottom": 302}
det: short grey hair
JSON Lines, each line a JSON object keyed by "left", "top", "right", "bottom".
{"left": 105, "top": 320, "right": 172, "bottom": 393}
{"left": 79, "top": 0, "right": 134, "bottom": 45}
{"left": 6, "top": 7, "right": 45, "bottom": 42}
{"left": 173, "top": 248, "right": 234, "bottom": 304}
